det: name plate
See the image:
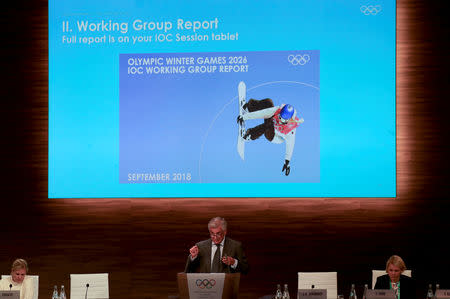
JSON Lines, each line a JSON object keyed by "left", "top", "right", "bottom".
{"left": 0, "top": 291, "right": 20, "bottom": 299}
{"left": 436, "top": 290, "right": 450, "bottom": 299}
{"left": 297, "top": 289, "right": 327, "bottom": 299}
{"left": 365, "top": 289, "right": 396, "bottom": 299}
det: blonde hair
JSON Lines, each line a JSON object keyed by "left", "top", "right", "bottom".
{"left": 11, "top": 259, "right": 28, "bottom": 273}
{"left": 386, "top": 255, "right": 406, "bottom": 272}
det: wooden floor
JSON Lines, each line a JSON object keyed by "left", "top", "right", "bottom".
{"left": 1, "top": 0, "right": 448, "bottom": 298}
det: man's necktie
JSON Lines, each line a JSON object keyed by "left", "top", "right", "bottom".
{"left": 211, "top": 243, "right": 221, "bottom": 272}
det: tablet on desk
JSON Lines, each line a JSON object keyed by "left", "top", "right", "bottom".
{"left": 0, "top": 290, "right": 20, "bottom": 299}
{"left": 365, "top": 289, "right": 396, "bottom": 299}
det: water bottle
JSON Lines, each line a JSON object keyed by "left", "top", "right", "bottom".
{"left": 362, "top": 284, "right": 368, "bottom": 299}
{"left": 426, "top": 284, "right": 433, "bottom": 299}
{"left": 433, "top": 284, "right": 440, "bottom": 299}
{"left": 52, "top": 285, "right": 59, "bottom": 299}
{"left": 349, "top": 284, "right": 357, "bottom": 299}
{"left": 282, "top": 284, "right": 290, "bottom": 299}
{"left": 60, "top": 285, "right": 66, "bottom": 299}
{"left": 275, "top": 284, "right": 283, "bottom": 299}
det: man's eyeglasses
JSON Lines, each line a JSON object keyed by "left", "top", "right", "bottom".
{"left": 210, "top": 232, "right": 224, "bottom": 237}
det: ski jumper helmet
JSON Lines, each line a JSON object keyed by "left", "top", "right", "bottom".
{"left": 280, "top": 104, "right": 294, "bottom": 122}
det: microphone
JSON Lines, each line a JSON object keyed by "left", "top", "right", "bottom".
{"left": 9, "top": 284, "right": 12, "bottom": 290}
{"left": 311, "top": 285, "right": 315, "bottom": 289}
{"left": 85, "top": 283, "right": 89, "bottom": 299}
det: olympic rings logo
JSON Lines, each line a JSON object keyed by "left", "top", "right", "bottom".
{"left": 288, "top": 54, "right": 310, "bottom": 66}
{"left": 196, "top": 279, "right": 216, "bottom": 289}
{"left": 360, "top": 5, "right": 382, "bottom": 15}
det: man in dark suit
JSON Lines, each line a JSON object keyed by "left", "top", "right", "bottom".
{"left": 185, "top": 217, "right": 249, "bottom": 274}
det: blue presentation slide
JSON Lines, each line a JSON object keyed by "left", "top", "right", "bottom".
{"left": 49, "top": 1, "right": 395, "bottom": 198}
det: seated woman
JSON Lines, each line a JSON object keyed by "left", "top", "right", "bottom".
{"left": 374, "top": 255, "right": 416, "bottom": 299}
{"left": 0, "top": 259, "right": 34, "bottom": 299}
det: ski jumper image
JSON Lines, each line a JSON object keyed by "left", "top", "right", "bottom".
{"left": 236, "top": 82, "right": 304, "bottom": 176}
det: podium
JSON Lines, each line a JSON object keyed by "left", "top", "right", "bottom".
{"left": 177, "top": 273, "right": 240, "bottom": 299}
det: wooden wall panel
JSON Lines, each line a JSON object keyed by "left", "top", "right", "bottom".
{"left": 1, "top": 1, "right": 448, "bottom": 298}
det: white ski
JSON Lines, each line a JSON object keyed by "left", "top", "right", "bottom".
{"left": 237, "top": 81, "right": 246, "bottom": 160}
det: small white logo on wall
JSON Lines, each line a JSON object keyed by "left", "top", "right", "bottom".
{"left": 288, "top": 54, "right": 310, "bottom": 66}
{"left": 360, "top": 5, "right": 382, "bottom": 15}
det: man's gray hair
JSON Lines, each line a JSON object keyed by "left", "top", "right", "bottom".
{"left": 208, "top": 217, "right": 227, "bottom": 231}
